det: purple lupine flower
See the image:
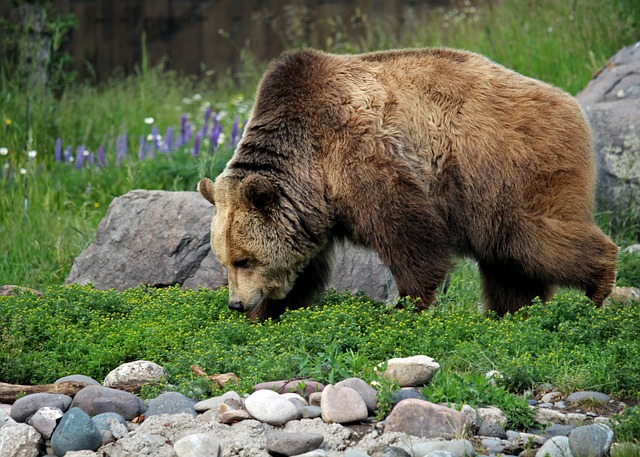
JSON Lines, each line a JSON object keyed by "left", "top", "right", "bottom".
{"left": 163, "top": 126, "right": 173, "bottom": 153}
{"left": 116, "top": 133, "right": 127, "bottom": 166}
{"left": 54, "top": 138, "right": 62, "bottom": 162}
{"left": 151, "top": 125, "right": 160, "bottom": 151}
{"left": 230, "top": 115, "right": 240, "bottom": 146}
{"left": 64, "top": 146, "right": 72, "bottom": 163}
{"left": 203, "top": 106, "right": 212, "bottom": 132}
{"left": 75, "top": 146, "right": 85, "bottom": 169}
{"left": 180, "top": 114, "right": 188, "bottom": 144}
{"left": 210, "top": 123, "right": 222, "bottom": 151}
{"left": 138, "top": 135, "right": 146, "bottom": 161}
{"left": 96, "top": 145, "right": 106, "bottom": 167}
{"left": 86, "top": 150, "right": 95, "bottom": 166}
{"left": 193, "top": 130, "right": 202, "bottom": 157}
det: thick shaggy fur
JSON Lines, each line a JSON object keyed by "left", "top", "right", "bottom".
{"left": 198, "top": 48, "right": 618, "bottom": 321}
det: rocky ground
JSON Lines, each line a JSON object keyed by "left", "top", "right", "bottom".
{"left": 0, "top": 357, "right": 635, "bottom": 457}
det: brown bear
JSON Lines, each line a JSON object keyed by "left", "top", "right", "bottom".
{"left": 198, "top": 48, "right": 618, "bottom": 322}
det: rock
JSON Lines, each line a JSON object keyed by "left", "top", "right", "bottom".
{"left": 544, "top": 424, "right": 576, "bottom": 438}
{"left": 609, "top": 286, "right": 640, "bottom": 302}
{"left": 0, "top": 285, "right": 43, "bottom": 298}
{"left": 0, "top": 423, "right": 43, "bottom": 457}
{"left": 344, "top": 450, "right": 371, "bottom": 457}
{"left": 27, "top": 406, "right": 63, "bottom": 439}
{"left": 54, "top": 374, "right": 101, "bottom": 386}
{"left": 10, "top": 393, "right": 72, "bottom": 423}
{"left": 173, "top": 433, "right": 220, "bottom": 457}
{"left": 292, "top": 451, "right": 328, "bottom": 457}
{"left": 194, "top": 390, "right": 243, "bottom": 412}
{"left": 309, "top": 392, "right": 323, "bottom": 406}
{"left": 145, "top": 392, "right": 197, "bottom": 417}
{"left": 411, "top": 439, "right": 476, "bottom": 457}
{"left": 371, "top": 445, "right": 411, "bottom": 457}
{"left": 253, "top": 379, "right": 325, "bottom": 399}
{"left": 51, "top": 407, "right": 102, "bottom": 456}
{"left": 540, "top": 391, "right": 563, "bottom": 404}
{"left": 266, "top": 430, "right": 324, "bottom": 456}
{"left": 65, "top": 190, "right": 399, "bottom": 302}
{"left": 282, "top": 392, "right": 309, "bottom": 406}
{"left": 477, "top": 421, "right": 507, "bottom": 439}
{"left": 219, "top": 408, "right": 252, "bottom": 424}
{"left": 424, "top": 452, "right": 456, "bottom": 457}
{"left": 535, "top": 407, "right": 567, "bottom": 425}
{"left": 480, "top": 437, "right": 505, "bottom": 455}
{"left": 302, "top": 406, "right": 323, "bottom": 419}
{"left": 568, "top": 424, "right": 614, "bottom": 457}
{"left": 566, "top": 391, "right": 611, "bottom": 405}
{"left": 576, "top": 42, "right": 640, "bottom": 219}
{"left": 103, "top": 360, "right": 167, "bottom": 389}
{"left": 92, "top": 412, "right": 129, "bottom": 440}
{"left": 535, "top": 436, "right": 572, "bottom": 457}
{"left": 477, "top": 406, "right": 508, "bottom": 427}
{"left": 70, "top": 385, "right": 146, "bottom": 420}
{"left": 0, "top": 409, "right": 17, "bottom": 428}
{"left": 321, "top": 384, "right": 369, "bottom": 424}
{"left": 384, "top": 399, "right": 468, "bottom": 439}
{"left": 335, "top": 378, "right": 377, "bottom": 414}
{"left": 244, "top": 389, "right": 299, "bottom": 426}
{"left": 376, "top": 355, "right": 440, "bottom": 387}
{"left": 392, "top": 388, "right": 427, "bottom": 407}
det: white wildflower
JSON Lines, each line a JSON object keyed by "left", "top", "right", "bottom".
{"left": 146, "top": 133, "right": 155, "bottom": 141}
{"left": 144, "top": 117, "right": 155, "bottom": 125}
{"left": 0, "top": 147, "right": 8, "bottom": 155}
{"left": 83, "top": 149, "right": 90, "bottom": 157}
{"left": 217, "top": 133, "right": 226, "bottom": 145}
{"left": 28, "top": 150, "right": 37, "bottom": 159}
{"left": 192, "top": 93, "right": 202, "bottom": 101}
{"left": 19, "top": 168, "right": 27, "bottom": 175}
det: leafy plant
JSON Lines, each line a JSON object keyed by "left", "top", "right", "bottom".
{"left": 611, "top": 406, "right": 640, "bottom": 445}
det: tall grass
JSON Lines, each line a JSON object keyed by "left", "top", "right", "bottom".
{"left": 1, "top": 0, "right": 638, "bottom": 289}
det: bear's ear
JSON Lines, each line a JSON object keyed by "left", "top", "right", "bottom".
{"left": 242, "top": 174, "right": 276, "bottom": 210}
{"left": 197, "top": 178, "right": 216, "bottom": 205}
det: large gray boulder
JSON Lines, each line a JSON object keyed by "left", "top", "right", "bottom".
{"left": 66, "top": 190, "right": 398, "bottom": 302}
{"left": 576, "top": 41, "right": 640, "bottom": 219}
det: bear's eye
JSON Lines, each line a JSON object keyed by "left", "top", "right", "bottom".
{"left": 233, "top": 258, "right": 250, "bottom": 268}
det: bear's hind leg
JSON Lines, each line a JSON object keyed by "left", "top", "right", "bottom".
{"left": 479, "top": 262, "right": 555, "bottom": 316}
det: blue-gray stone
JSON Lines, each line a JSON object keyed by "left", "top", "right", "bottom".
{"left": 70, "top": 385, "right": 146, "bottom": 420}
{"left": 302, "top": 405, "right": 322, "bottom": 419}
{"left": 544, "top": 424, "right": 576, "bottom": 439}
{"left": 266, "top": 431, "right": 324, "bottom": 456}
{"left": 92, "top": 412, "right": 127, "bottom": 432}
{"left": 145, "top": 392, "right": 197, "bottom": 417}
{"left": 392, "top": 388, "right": 427, "bottom": 406}
{"left": 10, "top": 393, "right": 72, "bottom": 423}
{"left": 412, "top": 439, "right": 475, "bottom": 457}
{"left": 51, "top": 407, "right": 102, "bottom": 456}
{"left": 55, "top": 374, "right": 101, "bottom": 386}
{"left": 568, "top": 424, "right": 614, "bottom": 457}
{"left": 566, "top": 391, "right": 611, "bottom": 405}
{"left": 380, "top": 446, "right": 412, "bottom": 457}
{"left": 425, "top": 452, "right": 456, "bottom": 457}
{"left": 535, "top": 436, "right": 572, "bottom": 457}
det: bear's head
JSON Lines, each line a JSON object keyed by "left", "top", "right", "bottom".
{"left": 198, "top": 173, "right": 331, "bottom": 320}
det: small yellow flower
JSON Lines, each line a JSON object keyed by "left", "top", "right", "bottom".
{"left": 94, "top": 202, "right": 100, "bottom": 208}
{"left": 5, "top": 119, "right": 11, "bottom": 126}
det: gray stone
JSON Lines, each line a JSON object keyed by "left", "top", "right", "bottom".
{"left": 480, "top": 437, "right": 505, "bottom": 455}
{"left": 384, "top": 399, "right": 468, "bottom": 439}
{"left": 194, "top": 390, "right": 243, "bottom": 413}
{"left": 27, "top": 406, "right": 63, "bottom": 439}
{"left": 372, "top": 446, "right": 411, "bottom": 457}
{"left": 145, "top": 392, "right": 197, "bottom": 417}
{"left": 321, "top": 384, "right": 369, "bottom": 424}
{"left": 344, "top": 450, "right": 371, "bottom": 457}
{"left": 568, "top": 424, "right": 614, "bottom": 457}
{"left": 302, "top": 406, "right": 322, "bottom": 419}
{"left": 478, "top": 421, "right": 507, "bottom": 439}
{"left": 254, "top": 379, "right": 325, "bottom": 399}
{"left": 54, "top": 374, "right": 101, "bottom": 386}
{"left": 412, "top": 439, "right": 476, "bottom": 457}
{"left": 266, "top": 430, "right": 324, "bottom": 456}
{"left": 173, "top": 433, "right": 220, "bottom": 457}
{"left": 103, "top": 360, "right": 167, "bottom": 389}
{"left": 0, "top": 423, "right": 43, "bottom": 457}
{"left": 565, "top": 391, "right": 611, "bottom": 405}
{"left": 65, "top": 190, "right": 398, "bottom": 302}
{"left": 51, "top": 407, "right": 102, "bottom": 456}
{"left": 92, "top": 412, "right": 128, "bottom": 441}
{"left": 335, "top": 378, "right": 377, "bottom": 414}
{"left": 70, "top": 385, "right": 146, "bottom": 420}
{"left": 392, "top": 388, "right": 427, "bottom": 407}
{"left": 576, "top": 42, "right": 640, "bottom": 219}
{"left": 291, "top": 451, "right": 328, "bottom": 457}
{"left": 376, "top": 356, "right": 440, "bottom": 387}
{"left": 10, "top": 393, "right": 72, "bottom": 423}
{"left": 244, "top": 389, "right": 299, "bottom": 426}
{"left": 535, "top": 408, "right": 567, "bottom": 425}
{"left": 535, "top": 436, "right": 572, "bottom": 457}
{"left": 0, "top": 409, "right": 17, "bottom": 428}
{"left": 544, "top": 424, "right": 576, "bottom": 439}
{"left": 477, "top": 406, "right": 508, "bottom": 427}
{"left": 425, "top": 452, "right": 455, "bottom": 457}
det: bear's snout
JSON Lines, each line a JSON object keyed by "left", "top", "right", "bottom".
{"left": 228, "top": 300, "right": 245, "bottom": 312}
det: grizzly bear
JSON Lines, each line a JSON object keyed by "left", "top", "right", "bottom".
{"left": 198, "top": 48, "right": 618, "bottom": 321}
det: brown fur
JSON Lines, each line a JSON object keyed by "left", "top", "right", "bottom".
{"left": 198, "top": 48, "right": 618, "bottom": 321}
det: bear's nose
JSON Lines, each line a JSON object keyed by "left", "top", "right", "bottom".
{"left": 228, "top": 300, "right": 244, "bottom": 312}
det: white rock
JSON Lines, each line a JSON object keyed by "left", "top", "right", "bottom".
{"left": 536, "top": 436, "right": 572, "bottom": 457}
{"left": 174, "top": 433, "right": 220, "bottom": 457}
{"left": 282, "top": 392, "right": 308, "bottom": 406}
{"left": 477, "top": 406, "right": 508, "bottom": 427}
{"left": 244, "top": 390, "right": 298, "bottom": 426}
{"left": 103, "top": 360, "right": 167, "bottom": 388}
{"left": 535, "top": 408, "right": 567, "bottom": 425}
{"left": 27, "top": 407, "right": 63, "bottom": 439}
{"left": 376, "top": 355, "right": 440, "bottom": 387}
{"left": 335, "top": 378, "right": 377, "bottom": 414}
{"left": 0, "top": 423, "right": 43, "bottom": 457}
